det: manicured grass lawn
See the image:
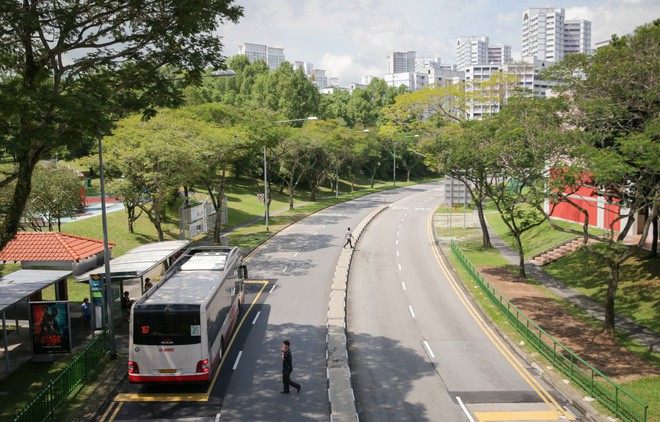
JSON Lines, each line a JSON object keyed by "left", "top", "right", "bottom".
{"left": 544, "top": 244, "right": 660, "bottom": 333}
{"left": 482, "top": 206, "right": 660, "bottom": 333}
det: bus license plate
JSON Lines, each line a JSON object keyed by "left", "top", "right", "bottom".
{"left": 159, "top": 369, "right": 177, "bottom": 373}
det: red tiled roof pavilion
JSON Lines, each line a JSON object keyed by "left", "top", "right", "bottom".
{"left": 0, "top": 232, "right": 115, "bottom": 263}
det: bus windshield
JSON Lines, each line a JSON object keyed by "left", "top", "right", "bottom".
{"left": 133, "top": 306, "right": 202, "bottom": 346}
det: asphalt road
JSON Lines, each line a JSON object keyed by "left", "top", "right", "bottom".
{"left": 105, "top": 186, "right": 427, "bottom": 421}
{"left": 102, "top": 183, "right": 581, "bottom": 421}
{"left": 347, "top": 184, "right": 580, "bottom": 421}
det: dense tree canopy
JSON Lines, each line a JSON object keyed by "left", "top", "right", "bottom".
{"left": 0, "top": 0, "right": 243, "bottom": 250}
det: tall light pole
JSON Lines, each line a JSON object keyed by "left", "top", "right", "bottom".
{"left": 266, "top": 117, "right": 318, "bottom": 230}
{"left": 98, "top": 136, "right": 116, "bottom": 358}
{"left": 263, "top": 144, "right": 269, "bottom": 231}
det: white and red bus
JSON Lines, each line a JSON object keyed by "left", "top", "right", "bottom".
{"left": 128, "top": 246, "right": 247, "bottom": 383}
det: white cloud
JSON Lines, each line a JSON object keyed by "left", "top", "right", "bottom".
{"left": 218, "top": 0, "right": 659, "bottom": 85}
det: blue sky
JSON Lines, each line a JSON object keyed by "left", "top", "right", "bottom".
{"left": 217, "top": 0, "right": 659, "bottom": 85}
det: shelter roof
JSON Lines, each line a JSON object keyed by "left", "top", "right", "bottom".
{"left": 0, "top": 269, "right": 72, "bottom": 313}
{"left": 0, "top": 232, "right": 115, "bottom": 263}
{"left": 75, "top": 240, "right": 190, "bottom": 282}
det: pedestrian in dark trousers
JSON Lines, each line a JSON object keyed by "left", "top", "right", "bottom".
{"left": 280, "top": 340, "right": 301, "bottom": 394}
{"left": 344, "top": 227, "right": 354, "bottom": 249}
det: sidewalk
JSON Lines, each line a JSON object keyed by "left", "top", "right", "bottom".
{"left": 477, "top": 212, "right": 660, "bottom": 353}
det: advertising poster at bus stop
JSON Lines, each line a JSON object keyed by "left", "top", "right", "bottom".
{"left": 30, "top": 301, "right": 72, "bottom": 354}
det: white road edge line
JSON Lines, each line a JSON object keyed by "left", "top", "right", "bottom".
{"left": 422, "top": 340, "right": 435, "bottom": 358}
{"left": 398, "top": 264, "right": 402, "bottom": 271}
{"left": 456, "top": 396, "right": 475, "bottom": 422}
{"left": 408, "top": 306, "right": 416, "bottom": 318}
{"left": 215, "top": 412, "right": 221, "bottom": 422}
{"left": 294, "top": 252, "right": 299, "bottom": 257}
{"left": 397, "top": 250, "right": 399, "bottom": 256}
{"left": 269, "top": 284, "right": 276, "bottom": 294}
{"left": 401, "top": 282, "right": 406, "bottom": 290}
{"left": 283, "top": 265, "right": 288, "bottom": 273}
{"left": 396, "top": 240, "right": 398, "bottom": 245}
{"left": 252, "top": 311, "right": 261, "bottom": 325}
{"left": 233, "top": 351, "right": 243, "bottom": 370}
{"left": 304, "top": 241, "right": 309, "bottom": 245}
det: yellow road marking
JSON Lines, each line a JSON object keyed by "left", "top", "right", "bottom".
{"left": 475, "top": 410, "right": 561, "bottom": 421}
{"left": 426, "top": 212, "right": 574, "bottom": 421}
{"left": 99, "top": 401, "right": 122, "bottom": 422}
{"left": 112, "top": 280, "right": 270, "bottom": 405}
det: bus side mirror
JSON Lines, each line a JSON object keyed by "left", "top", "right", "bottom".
{"left": 239, "top": 265, "right": 248, "bottom": 279}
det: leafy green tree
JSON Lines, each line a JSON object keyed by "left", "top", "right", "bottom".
{"left": 347, "top": 78, "right": 404, "bottom": 127}
{"left": 106, "top": 178, "right": 143, "bottom": 234}
{"left": 0, "top": 0, "right": 243, "bottom": 250}
{"left": 319, "top": 89, "right": 353, "bottom": 126}
{"left": 541, "top": 20, "right": 660, "bottom": 333}
{"left": 24, "top": 163, "right": 83, "bottom": 232}
{"left": 103, "top": 112, "right": 199, "bottom": 241}
{"left": 271, "top": 127, "right": 313, "bottom": 209}
{"left": 425, "top": 120, "right": 500, "bottom": 248}
{"left": 486, "top": 95, "right": 573, "bottom": 277}
{"left": 251, "top": 62, "right": 320, "bottom": 120}
{"left": 352, "top": 131, "right": 386, "bottom": 188}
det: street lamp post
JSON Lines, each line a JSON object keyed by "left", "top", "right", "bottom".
{"left": 98, "top": 137, "right": 116, "bottom": 358}
{"left": 263, "top": 145, "right": 268, "bottom": 231}
{"left": 266, "top": 117, "right": 318, "bottom": 229}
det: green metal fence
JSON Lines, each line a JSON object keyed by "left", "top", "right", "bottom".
{"left": 13, "top": 331, "right": 108, "bottom": 422}
{"left": 450, "top": 242, "right": 648, "bottom": 422}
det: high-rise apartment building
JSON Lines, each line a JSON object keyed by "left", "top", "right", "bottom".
{"left": 522, "top": 8, "right": 591, "bottom": 62}
{"left": 564, "top": 20, "right": 592, "bottom": 56}
{"left": 456, "top": 36, "right": 489, "bottom": 71}
{"left": 456, "top": 37, "right": 511, "bottom": 70}
{"left": 238, "top": 43, "right": 286, "bottom": 70}
{"left": 387, "top": 51, "right": 416, "bottom": 74}
{"left": 488, "top": 44, "right": 512, "bottom": 66}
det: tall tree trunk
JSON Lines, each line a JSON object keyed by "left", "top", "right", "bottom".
{"left": 288, "top": 176, "right": 295, "bottom": 210}
{"left": 514, "top": 233, "right": 526, "bottom": 278}
{"left": 651, "top": 214, "right": 658, "bottom": 257}
{"left": 370, "top": 166, "right": 376, "bottom": 188}
{"left": 213, "top": 166, "right": 227, "bottom": 244}
{"left": 0, "top": 147, "right": 42, "bottom": 249}
{"left": 603, "top": 261, "right": 620, "bottom": 334}
{"left": 475, "top": 200, "right": 491, "bottom": 248}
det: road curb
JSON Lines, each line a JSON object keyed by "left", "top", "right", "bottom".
{"left": 326, "top": 205, "right": 388, "bottom": 422}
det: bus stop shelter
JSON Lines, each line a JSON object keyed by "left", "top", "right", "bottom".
{"left": 75, "top": 240, "right": 190, "bottom": 318}
{"left": 0, "top": 269, "right": 72, "bottom": 374}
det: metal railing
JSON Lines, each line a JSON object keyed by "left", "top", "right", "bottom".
{"left": 13, "top": 331, "right": 108, "bottom": 422}
{"left": 450, "top": 242, "right": 648, "bottom": 422}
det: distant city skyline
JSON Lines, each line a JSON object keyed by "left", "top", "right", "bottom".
{"left": 217, "top": 0, "right": 659, "bottom": 85}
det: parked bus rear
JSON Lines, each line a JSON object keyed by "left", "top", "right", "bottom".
{"left": 128, "top": 246, "right": 245, "bottom": 383}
